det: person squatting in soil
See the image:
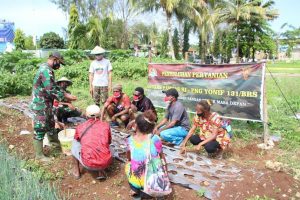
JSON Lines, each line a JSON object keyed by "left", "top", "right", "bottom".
{"left": 71, "top": 105, "right": 112, "bottom": 180}
{"left": 53, "top": 77, "right": 82, "bottom": 124}
{"left": 154, "top": 88, "right": 190, "bottom": 146}
{"left": 101, "top": 84, "right": 131, "bottom": 128}
{"left": 30, "top": 52, "right": 77, "bottom": 162}
{"left": 180, "top": 100, "right": 231, "bottom": 157}
{"left": 126, "top": 87, "right": 157, "bottom": 130}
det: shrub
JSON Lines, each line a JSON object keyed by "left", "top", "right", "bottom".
{"left": 0, "top": 51, "right": 35, "bottom": 72}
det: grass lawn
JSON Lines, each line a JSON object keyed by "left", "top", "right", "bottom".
{"left": 267, "top": 60, "right": 300, "bottom": 73}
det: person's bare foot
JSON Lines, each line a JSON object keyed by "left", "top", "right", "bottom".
{"left": 72, "top": 167, "right": 81, "bottom": 179}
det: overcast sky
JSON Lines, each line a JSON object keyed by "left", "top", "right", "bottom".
{"left": 0, "top": 0, "right": 299, "bottom": 44}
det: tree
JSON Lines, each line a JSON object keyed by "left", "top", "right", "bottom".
{"left": 131, "top": 0, "right": 196, "bottom": 60}
{"left": 24, "top": 36, "right": 35, "bottom": 50}
{"left": 14, "top": 29, "right": 26, "bottom": 50}
{"left": 51, "top": 0, "right": 104, "bottom": 22}
{"left": 114, "top": 0, "right": 138, "bottom": 49}
{"left": 130, "top": 22, "right": 151, "bottom": 45}
{"left": 223, "top": 0, "right": 278, "bottom": 63}
{"left": 212, "top": 30, "right": 221, "bottom": 58}
{"left": 182, "top": 20, "right": 190, "bottom": 58}
{"left": 160, "top": 30, "right": 169, "bottom": 57}
{"left": 68, "top": 3, "right": 80, "bottom": 49}
{"left": 280, "top": 25, "right": 300, "bottom": 58}
{"left": 189, "top": 0, "right": 223, "bottom": 63}
{"left": 172, "top": 28, "right": 180, "bottom": 60}
{"left": 39, "top": 32, "right": 64, "bottom": 49}
{"left": 86, "top": 16, "right": 103, "bottom": 48}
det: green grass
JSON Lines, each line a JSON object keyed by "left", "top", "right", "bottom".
{"left": 267, "top": 60, "right": 300, "bottom": 68}
{"left": 266, "top": 76, "right": 300, "bottom": 150}
{"left": 267, "top": 60, "right": 300, "bottom": 73}
{"left": 0, "top": 146, "right": 62, "bottom": 200}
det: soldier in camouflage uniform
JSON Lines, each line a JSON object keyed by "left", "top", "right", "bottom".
{"left": 30, "top": 52, "right": 77, "bottom": 162}
{"left": 54, "top": 77, "right": 82, "bottom": 123}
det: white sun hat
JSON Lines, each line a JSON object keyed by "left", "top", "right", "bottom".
{"left": 86, "top": 105, "right": 101, "bottom": 118}
{"left": 90, "top": 46, "right": 106, "bottom": 55}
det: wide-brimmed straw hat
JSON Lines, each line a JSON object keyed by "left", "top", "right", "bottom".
{"left": 56, "top": 77, "right": 72, "bottom": 85}
{"left": 90, "top": 46, "right": 106, "bottom": 55}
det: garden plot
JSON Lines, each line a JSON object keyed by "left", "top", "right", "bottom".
{"left": 1, "top": 99, "right": 299, "bottom": 200}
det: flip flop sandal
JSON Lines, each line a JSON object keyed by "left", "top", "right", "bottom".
{"left": 96, "top": 176, "right": 106, "bottom": 180}
{"left": 72, "top": 172, "right": 81, "bottom": 180}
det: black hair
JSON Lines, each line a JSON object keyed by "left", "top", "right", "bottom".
{"left": 135, "top": 87, "right": 144, "bottom": 95}
{"left": 135, "top": 110, "right": 156, "bottom": 134}
{"left": 197, "top": 100, "right": 212, "bottom": 112}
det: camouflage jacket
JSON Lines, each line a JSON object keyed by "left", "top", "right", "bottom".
{"left": 30, "top": 63, "right": 65, "bottom": 111}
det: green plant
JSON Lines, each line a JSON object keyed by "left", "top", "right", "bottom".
{"left": 0, "top": 146, "right": 61, "bottom": 199}
{"left": 13, "top": 29, "right": 26, "bottom": 50}
{"left": 21, "top": 159, "right": 58, "bottom": 181}
{"left": 196, "top": 188, "right": 206, "bottom": 197}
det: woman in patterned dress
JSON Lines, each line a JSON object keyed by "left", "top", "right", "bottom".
{"left": 180, "top": 100, "right": 231, "bottom": 155}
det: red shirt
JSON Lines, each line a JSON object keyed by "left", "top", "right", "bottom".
{"left": 104, "top": 93, "right": 131, "bottom": 111}
{"left": 74, "top": 119, "right": 112, "bottom": 169}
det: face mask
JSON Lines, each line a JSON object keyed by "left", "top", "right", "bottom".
{"left": 113, "top": 91, "right": 121, "bottom": 98}
{"left": 197, "top": 113, "right": 204, "bottom": 117}
{"left": 133, "top": 95, "right": 141, "bottom": 102}
{"left": 53, "top": 60, "right": 60, "bottom": 70}
{"left": 164, "top": 96, "right": 171, "bottom": 105}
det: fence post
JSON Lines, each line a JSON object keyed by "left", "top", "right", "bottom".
{"left": 185, "top": 52, "right": 189, "bottom": 62}
{"left": 263, "top": 63, "right": 269, "bottom": 143}
{"left": 148, "top": 47, "right": 152, "bottom": 63}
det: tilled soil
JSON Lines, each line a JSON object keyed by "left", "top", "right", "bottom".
{"left": 0, "top": 105, "right": 299, "bottom": 200}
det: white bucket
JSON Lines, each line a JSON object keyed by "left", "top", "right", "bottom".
{"left": 43, "top": 129, "right": 76, "bottom": 155}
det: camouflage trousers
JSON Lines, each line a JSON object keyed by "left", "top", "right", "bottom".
{"left": 32, "top": 107, "right": 55, "bottom": 141}
{"left": 93, "top": 86, "right": 108, "bottom": 106}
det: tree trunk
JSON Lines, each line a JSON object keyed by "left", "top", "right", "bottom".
{"left": 236, "top": 22, "right": 240, "bottom": 63}
{"left": 166, "top": 13, "right": 175, "bottom": 60}
{"left": 201, "top": 39, "right": 206, "bottom": 64}
{"left": 252, "top": 34, "right": 255, "bottom": 62}
{"left": 236, "top": 35, "right": 240, "bottom": 63}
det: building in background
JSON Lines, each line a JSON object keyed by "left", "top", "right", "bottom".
{"left": 0, "top": 19, "right": 15, "bottom": 53}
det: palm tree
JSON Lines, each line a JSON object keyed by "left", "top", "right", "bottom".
{"left": 188, "top": 0, "right": 223, "bottom": 63}
{"left": 223, "top": 0, "right": 274, "bottom": 63}
{"left": 130, "top": 0, "right": 195, "bottom": 60}
{"left": 86, "top": 16, "right": 103, "bottom": 48}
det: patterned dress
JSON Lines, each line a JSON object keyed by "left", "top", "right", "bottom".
{"left": 125, "top": 134, "right": 162, "bottom": 189}
{"left": 193, "top": 112, "right": 231, "bottom": 149}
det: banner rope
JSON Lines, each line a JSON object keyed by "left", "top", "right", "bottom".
{"left": 266, "top": 66, "right": 300, "bottom": 125}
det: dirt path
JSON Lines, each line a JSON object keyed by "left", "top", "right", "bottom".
{"left": 0, "top": 100, "right": 300, "bottom": 200}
